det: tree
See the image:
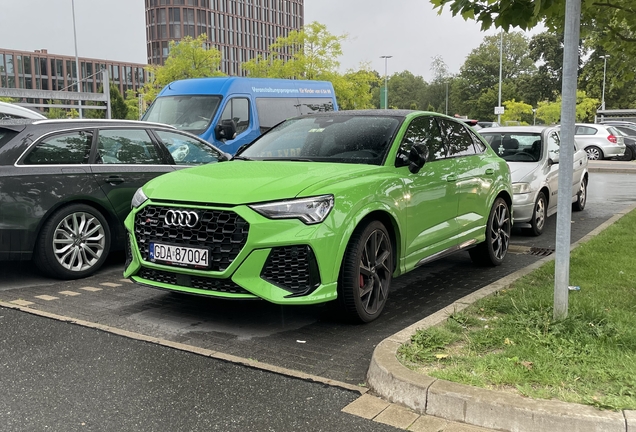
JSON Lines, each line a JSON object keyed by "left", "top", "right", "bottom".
{"left": 242, "top": 22, "right": 376, "bottom": 110}
{"left": 501, "top": 99, "right": 534, "bottom": 125}
{"left": 429, "top": 0, "right": 636, "bottom": 83}
{"left": 142, "top": 34, "right": 224, "bottom": 102}
{"left": 242, "top": 22, "right": 345, "bottom": 80}
{"left": 535, "top": 90, "right": 600, "bottom": 124}
{"left": 382, "top": 71, "right": 428, "bottom": 110}
{"left": 84, "top": 83, "right": 128, "bottom": 119}
{"left": 124, "top": 89, "right": 141, "bottom": 120}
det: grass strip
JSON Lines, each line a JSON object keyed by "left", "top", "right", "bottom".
{"left": 398, "top": 209, "right": 636, "bottom": 411}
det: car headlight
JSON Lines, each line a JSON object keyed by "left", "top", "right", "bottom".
{"left": 131, "top": 187, "right": 149, "bottom": 209}
{"left": 512, "top": 183, "right": 532, "bottom": 194}
{"left": 249, "top": 195, "right": 334, "bottom": 225}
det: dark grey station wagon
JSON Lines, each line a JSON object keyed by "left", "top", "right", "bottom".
{"left": 0, "top": 119, "right": 226, "bottom": 279}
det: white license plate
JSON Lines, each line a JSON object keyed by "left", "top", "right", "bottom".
{"left": 149, "top": 243, "right": 209, "bottom": 268}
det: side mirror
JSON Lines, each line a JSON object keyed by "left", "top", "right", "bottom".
{"left": 548, "top": 150, "right": 559, "bottom": 165}
{"left": 215, "top": 119, "right": 237, "bottom": 142}
{"left": 408, "top": 143, "right": 428, "bottom": 174}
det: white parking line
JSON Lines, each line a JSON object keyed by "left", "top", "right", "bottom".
{"left": 34, "top": 295, "right": 58, "bottom": 301}
{"left": 80, "top": 286, "right": 102, "bottom": 292}
{"left": 100, "top": 282, "right": 122, "bottom": 288}
{"left": 10, "top": 299, "right": 34, "bottom": 306}
{"left": 59, "top": 291, "right": 81, "bottom": 296}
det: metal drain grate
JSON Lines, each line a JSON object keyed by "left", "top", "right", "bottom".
{"left": 529, "top": 247, "right": 555, "bottom": 256}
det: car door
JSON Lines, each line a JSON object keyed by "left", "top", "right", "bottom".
{"left": 90, "top": 127, "right": 174, "bottom": 227}
{"left": 545, "top": 130, "right": 561, "bottom": 213}
{"left": 400, "top": 115, "right": 459, "bottom": 269}
{"left": 571, "top": 132, "right": 587, "bottom": 199}
{"left": 438, "top": 118, "right": 495, "bottom": 244}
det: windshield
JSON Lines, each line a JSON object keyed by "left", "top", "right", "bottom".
{"left": 239, "top": 115, "right": 400, "bottom": 165}
{"left": 142, "top": 95, "right": 221, "bottom": 135}
{"left": 480, "top": 132, "right": 543, "bottom": 162}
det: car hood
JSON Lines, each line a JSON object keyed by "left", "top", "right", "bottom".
{"left": 507, "top": 162, "right": 540, "bottom": 183}
{"left": 143, "top": 161, "right": 381, "bottom": 205}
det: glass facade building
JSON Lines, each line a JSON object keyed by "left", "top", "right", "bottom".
{"left": 0, "top": 48, "right": 148, "bottom": 103}
{"left": 146, "top": 0, "right": 304, "bottom": 75}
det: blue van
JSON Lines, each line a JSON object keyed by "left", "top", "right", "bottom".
{"left": 141, "top": 77, "right": 338, "bottom": 155}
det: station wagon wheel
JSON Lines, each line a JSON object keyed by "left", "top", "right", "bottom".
{"left": 469, "top": 197, "right": 510, "bottom": 266}
{"left": 585, "top": 146, "right": 603, "bottom": 160}
{"left": 573, "top": 178, "right": 587, "bottom": 211}
{"left": 527, "top": 192, "right": 547, "bottom": 236}
{"left": 34, "top": 204, "right": 111, "bottom": 280}
{"left": 338, "top": 221, "right": 393, "bottom": 323}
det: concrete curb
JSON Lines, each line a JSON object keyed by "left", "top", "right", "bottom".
{"left": 367, "top": 202, "right": 636, "bottom": 432}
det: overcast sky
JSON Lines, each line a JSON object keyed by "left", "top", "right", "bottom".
{"left": 0, "top": 0, "right": 539, "bottom": 82}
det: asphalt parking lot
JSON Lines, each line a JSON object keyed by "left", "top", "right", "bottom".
{"left": 1, "top": 171, "right": 635, "bottom": 387}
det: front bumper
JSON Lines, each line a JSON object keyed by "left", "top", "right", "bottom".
{"left": 123, "top": 201, "right": 342, "bottom": 305}
{"left": 511, "top": 192, "right": 535, "bottom": 225}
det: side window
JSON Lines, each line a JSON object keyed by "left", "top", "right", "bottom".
{"left": 23, "top": 130, "right": 92, "bottom": 165}
{"left": 468, "top": 129, "right": 487, "bottom": 153}
{"left": 154, "top": 130, "right": 221, "bottom": 165}
{"left": 97, "top": 129, "right": 163, "bottom": 164}
{"left": 439, "top": 119, "right": 477, "bottom": 157}
{"left": 255, "top": 98, "right": 300, "bottom": 132}
{"left": 547, "top": 131, "right": 560, "bottom": 157}
{"left": 397, "top": 116, "right": 446, "bottom": 165}
{"left": 220, "top": 97, "right": 250, "bottom": 134}
{"left": 575, "top": 126, "right": 597, "bottom": 135}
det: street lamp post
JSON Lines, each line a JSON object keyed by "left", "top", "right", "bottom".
{"left": 380, "top": 55, "right": 392, "bottom": 109}
{"left": 532, "top": 108, "right": 537, "bottom": 126}
{"left": 71, "top": 0, "right": 82, "bottom": 118}
{"left": 600, "top": 55, "right": 610, "bottom": 111}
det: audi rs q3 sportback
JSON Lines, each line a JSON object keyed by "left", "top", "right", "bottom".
{"left": 124, "top": 110, "right": 513, "bottom": 323}
{"left": 0, "top": 119, "right": 226, "bottom": 279}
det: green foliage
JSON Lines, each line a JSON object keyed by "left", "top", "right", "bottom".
{"left": 399, "top": 208, "right": 636, "bottom": 411}
{"left": 46, "top": 101, "right": 68, "bottom": 119}
{"left": 142, "top": 34, "right": 224, "bottom": 103}
{"left": 82, "top": 83, "right": 128, "bottom": 119}
{"left": 501, "top": 99, "right": 533, "bottom": 124}
{"left": 330, "top": 67, "right": 378, "bottom": 110}
{"left": 124, "top": 89, "right": 141, "bottom": 120}
{"left": 535, "top": 91, "right": 600, "bottom": 124}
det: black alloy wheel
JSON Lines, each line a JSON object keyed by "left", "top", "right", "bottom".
{"left": 469, "top": 197, "right": 511, "bottom": 266}
{"left": 338, "top": 221, "right": 393, "bottom": 323}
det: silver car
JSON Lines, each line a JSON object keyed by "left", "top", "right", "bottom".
{"left": 573, "top": 123, "right": 626, "bottom": 160}
{"left": 479, "top": 126, "right": 589, "bottom": 236}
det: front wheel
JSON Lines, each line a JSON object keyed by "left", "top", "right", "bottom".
{"left": 585, "top": 146, "right": 603, "bottom": 161}
{"left": 338, "top": 221, "right": 393, "bottom": 323}
{"left": 527, "top": 192, "right": 547, "bottom": 236}
{"left": 573, "top": 178, "right": 587, "bottom": 211}
{"left": 34, "top": 204, "right": 111, "bottom": 279}
{"left": 469, "top": 197, "right": 511, "bottom": 266}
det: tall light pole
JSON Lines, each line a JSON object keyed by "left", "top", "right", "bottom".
{"left": 497, "top": 30, "right": 503, "bottom": 124}
{"left": 380, "top": 55, "right": 392, "bottom": 109}
{"left": 600, "top": 55, "right": 610, "bottom": 111}
{"left": 72, "top": 0, "right": 83, "bottom": 118}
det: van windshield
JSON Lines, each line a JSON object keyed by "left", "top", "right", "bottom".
{"left": 142, "top": 95, "right": 221, "bottom": 135}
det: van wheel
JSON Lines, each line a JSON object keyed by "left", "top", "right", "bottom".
{"left": 469, "top": 197, "right": 510, "bottom": 266}
{"left": 338, "top": 221, "right": 393, "bottom": 323}
{"left": 34, "top": 204, "right": 111, "bottom": 279}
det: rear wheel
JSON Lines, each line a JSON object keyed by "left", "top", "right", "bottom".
{"left": 338, "top": 221, "right": 393, "bottom": 323}
{"left": 585, "top": 146, "right": 603, "bottom": 160}
{"left": 469, "top": 197, "right": 511, "bottom": 266}
{"left": 34, "top": 204, "right": 111, "bottom": 279}
{"left": 573, "top": 178, "right": 587, "bottom": 211}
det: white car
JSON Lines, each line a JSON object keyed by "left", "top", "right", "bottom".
{"left": 573, "top": 123, "right": 626, "bottom": 160}
{"left": 0, "top": 101, "right": 46, "bottom": 120}
{"left": 479, "top": 126, "right": 589, "bottom": 236}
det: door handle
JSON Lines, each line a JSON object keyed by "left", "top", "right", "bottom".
{"left": 485, "top": 168, "right": 494, "bottom": 175}
{"left": 446, "top": 174, "right": 457, "bottom": 182}
{"left": 106, "top": 176, "right": 124, "bottom": 185}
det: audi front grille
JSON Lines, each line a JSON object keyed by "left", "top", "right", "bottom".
{"left": 261, "top": 245, "right": 321, "bottom": 297}
{"left": 134, "top": 206, "right": 249, "bottom": 272}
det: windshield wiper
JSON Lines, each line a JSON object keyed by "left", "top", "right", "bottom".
{"left": 231, "top": 155, "right": 253, "bottom": 161}
{"left": 263, "top": 158, "right": 314, "bottom": 162}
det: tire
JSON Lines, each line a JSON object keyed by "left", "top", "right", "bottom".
{"left": 585, "top": 146, "right": 603, "bottom": 161}
{"left": 616, "top": 146, "right": 633, "bottom": 162}
{"left": 34, "top": 204, "right": 111, "bottom": 279}
{"left": 573, "top": 178, "right": 587, "bottom": 211}
{"left": 338, "top": 221, "right": 393, "bottom": 323}
{"left": 527, "top": 192, "right": 547, "bottom": 236}
{"left": 469, "top": 197, "right": 511, "bottom": 266}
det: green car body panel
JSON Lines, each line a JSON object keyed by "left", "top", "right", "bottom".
{"left": 124, "top": 110, "right": 512, "bottom": 313}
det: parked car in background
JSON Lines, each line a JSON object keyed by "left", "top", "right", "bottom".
{"left": 0, "top": 101, "right": 47, "bottom": 120}
{"left": 599, "top": 121, "right": 636, "bottom": 161}
{"left": 477, "top": 121, "right": 501, "bottom": 129}
{"left": 479, "top": 126, "right": 588, "bottom": 236}
{"left": 124, "top": 110, "right": 513, "bottom": 323}
{"left": 0, "top": 119, "right": 227, "bottom": 279}
{"left": 573, "top": 123, "right": 625, "bottom": 160}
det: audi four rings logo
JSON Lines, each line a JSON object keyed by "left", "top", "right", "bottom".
{"left": 165, "top": 210, "right": 199, "bottom": 227}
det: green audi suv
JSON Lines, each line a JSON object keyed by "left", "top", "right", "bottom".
{"left": 124, "top": 110, "right": 513, "bottom": 322}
